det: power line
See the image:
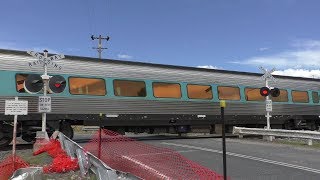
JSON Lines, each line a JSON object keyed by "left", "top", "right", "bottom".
{"left": 105, "top": 0, "right": 109, "bottom": 31}
{"left": 85, "top": 0, "right": 94, "bottom": 34}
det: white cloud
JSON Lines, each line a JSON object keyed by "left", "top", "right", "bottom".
{"left": 117, "top": 54, "right": 132, "bottom": 59}
{"left": 232, "top": 39, "right": 320, "bottom": 69}
{"left": 197, "top": 65, "right": 220, "bottom": 69}
{"left": 272, "top": 69, "right": 320, "bottom": 79}
{"left": 259, "top": 47, "right": 269, "bottom": 51}
{"left": 291, "top": 39, "right": 320, "bottom": 49}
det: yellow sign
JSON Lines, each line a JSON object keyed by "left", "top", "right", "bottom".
{"left": 220, "top": 100, "right": 226, "bottom": 108}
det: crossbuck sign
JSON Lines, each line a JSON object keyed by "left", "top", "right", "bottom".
{"left": 27, "top": 51, "right": 64, "bottom": 70}
{"left": 259, "top": 66, "right": 276, "bottom": 82}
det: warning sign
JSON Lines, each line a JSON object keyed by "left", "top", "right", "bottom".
{"left": 5, "top": 100, "right": 28, "bottom": 115}
{"left": 38, "top": 96, "right": 51, "bottom": 113}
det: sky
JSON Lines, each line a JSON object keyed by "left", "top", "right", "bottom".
{"left": 1, "top": 0, "right": 320, "bottom": 78}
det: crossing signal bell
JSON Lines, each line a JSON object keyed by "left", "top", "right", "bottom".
{"left": 260, "top": 87, "right": 280, "bottom": 97}
{"left": 24, "top": 74, "right": 66, "bottom": 94}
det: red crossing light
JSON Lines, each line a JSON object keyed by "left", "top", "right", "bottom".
{"left": 49, "top": 75, "right": 66, "bottom": 93}
{"left": 54, "top": 83, "right": 61, "bottom": 88}
{"left": 260, "top": 87, "right": 270, "bottom": 96}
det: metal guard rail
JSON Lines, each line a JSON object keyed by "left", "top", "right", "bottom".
{"left": 58, "top": 132, "right": 141, "bottom": 180}
{"left": 233, "top": 126, "right": 320, "bottom": 145}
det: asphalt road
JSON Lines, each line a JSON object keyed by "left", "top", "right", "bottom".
{"left": 145, "top": 137, "right": 320, "bottom": 180}
{"left": 75, "top": 134, "right": 320, "bottom": 180}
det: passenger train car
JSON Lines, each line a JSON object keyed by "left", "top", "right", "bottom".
{"left": 0, "top": 48, "right": 320, "bottom": 146}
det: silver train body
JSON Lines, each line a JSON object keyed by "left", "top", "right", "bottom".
{"left": 0, "top": 49, "right": 319, "bottom": 144}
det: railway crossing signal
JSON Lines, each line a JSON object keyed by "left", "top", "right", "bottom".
{"left": 27, "top": 50, "right": 65, "bottom": 142}
{"left": 24, "top": 74, "right": 66, "bottom": 94}
{"left": 259, "top": 87, "right": 280, "bottom": 97}
{"left": 259, "top": 66, "right": 279, "bottom": 138}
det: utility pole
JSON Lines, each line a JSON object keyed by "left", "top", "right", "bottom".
{"left": 91, "top": 35, "right": 110, "bottom": 59}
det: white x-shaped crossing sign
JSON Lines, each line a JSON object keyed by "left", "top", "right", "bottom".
{"left": 27, "top": 51, "right": 64, "bottom": 70}
{"left": 259, "top": 66, "right": 276, "bottom": 82}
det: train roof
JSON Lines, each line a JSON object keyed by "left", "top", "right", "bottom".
{"left": 0, "top": 48, "right": 319, "bottom": 82}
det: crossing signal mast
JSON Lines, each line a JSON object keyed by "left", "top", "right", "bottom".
{"left": 26, "top": 50, "right": 66, "bottom": 140}
{"left": 91, "top": 35, "right": 110, "bottom": 59}
{"left": 259, "top": 66, "right": 280, "bottom": 134}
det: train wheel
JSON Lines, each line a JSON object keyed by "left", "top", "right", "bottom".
{"left": 309, "top": 123, "right": 316, "bottom": 131}
{"left": 0, "top": 124, "right": 13, "bottom": 147}
{"left": 59, "top": 121, "right": 74, "bottom": 139}
{"left": 21, "top": 134, "right": 36, "bottom": 143}
{"left": 284, "top": 120, "right": 295, "bottom": 130}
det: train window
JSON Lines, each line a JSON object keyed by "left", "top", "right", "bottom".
{"left": 16, "top": 74, "right": 28, "bottom": 93}
{"left": 245, "top": 88, "right": 264, "bottom": 101}
{"left": 69, "top": 77, "right": 106, "bottom": 95}
{"left": 218, "top": 86, "right": 240, "bottom": 100}
{"left": 292, "top": 90, "right": 309, "bottom": 103}
{"left": 271, "top": 90, "right": 288, "bottom": 102}
{"left": 114, "top": 80, "right": 146, "bottom": 97}
{"left": 153, "top": 82, "right": 181, "bottom": 98}
{"left": 312, "top": 91, "right": 319, "bottom": 103}
{"left": 187, "top": 84, "right": 213, "bottom": 99}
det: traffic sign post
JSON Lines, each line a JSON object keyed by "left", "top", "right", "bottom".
{"left": 27, "top": 50, "right": 64, "bottom": 140}
{"left": 220, "top": 100, "right": 227, "bottom": 180}
{"left": 259, "top": 66, "right": 276, "bottom": 141}
{"left": 5, "top": 97, "right": 28, "bottom": 169}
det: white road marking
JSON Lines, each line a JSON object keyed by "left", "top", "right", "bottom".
{"left": 122, "top": 155, "right": 170, "bottom": 179}
{"left": 129, "top": 150, "right": 197, "bottom": 157}
{"left": 121, "top": 150, "right": 196, "bottom": 179}
{"left": 161, "top": 142, "right": 320, "bottom": 174}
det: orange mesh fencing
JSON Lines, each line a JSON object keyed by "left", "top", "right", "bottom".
{"left": 0, "top": 155, "right": 30, "bottom": 180}
{"left": 33, "top": 139, "right": 79, "bottom": 173}
{"left": 84, "top": 129, "right": 224, "bottom": 180}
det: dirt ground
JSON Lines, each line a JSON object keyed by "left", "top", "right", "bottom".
{"left": 0, "top": 129, "right": 95, "bottom": 180}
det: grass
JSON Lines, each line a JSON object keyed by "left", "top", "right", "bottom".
{"left": 23, "top": 152, "right": 52, "bottom": 166}
{"left": 272, "top": 138, "right": 320, "bottom": 148}
{"left": 72, "top": 125, "right": 96, "bottom": 135}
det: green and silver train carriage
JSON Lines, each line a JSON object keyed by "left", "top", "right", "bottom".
{"left": 0, "top": 48, "right": 320, "bottom": 147}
